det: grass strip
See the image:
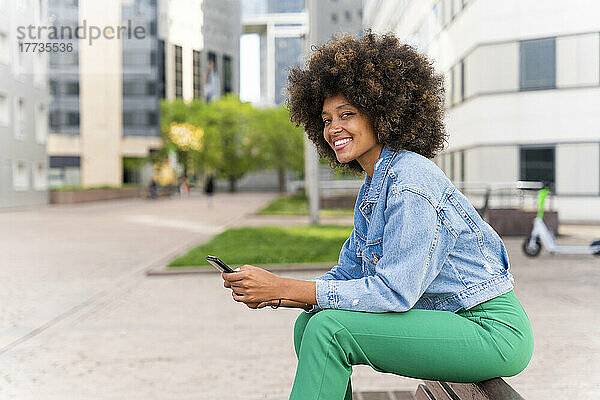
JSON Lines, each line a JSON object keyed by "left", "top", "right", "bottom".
{"left": 168, "top": 225, "right": 352, "bottom": 267}
{"left": 258, "top": 192, "right": 354, "bottom": 216}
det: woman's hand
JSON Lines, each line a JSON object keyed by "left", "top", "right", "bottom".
{"left": 222, "top": 265, "right": 284, "bottom": 305}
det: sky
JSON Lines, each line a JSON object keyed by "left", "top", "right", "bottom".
{"left": 239, "top": 33, "right": 260, "bottom": 103}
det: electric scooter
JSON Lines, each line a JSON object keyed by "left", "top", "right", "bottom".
{"left": 522, "top": 188, "right": 600, "bottom": 257}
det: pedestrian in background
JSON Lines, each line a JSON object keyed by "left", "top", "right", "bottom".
{"left": 180, "top": 176, "right": 190, "bottom": 197}
{"left": 149, "top": 178, "right": 158, "bottom": 200}
{"left": 204, "top": 173, "right": 215, "bottom": 207}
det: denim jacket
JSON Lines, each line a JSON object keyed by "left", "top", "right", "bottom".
{"left": 310, "top": 147, "right": 514, "bottom": 313}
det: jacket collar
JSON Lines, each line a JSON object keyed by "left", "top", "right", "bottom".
{"left": 364, "top": 146, "right": 397, "bottom": 203}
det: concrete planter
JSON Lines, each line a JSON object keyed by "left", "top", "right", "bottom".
{"left": 486, "top": 209, "right": 559, "bottom": 236}
{"left": 49, "top": 187, "right": 142, "bottom": 204}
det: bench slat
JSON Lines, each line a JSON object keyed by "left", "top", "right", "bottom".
{"left": 415, "top": 384, "right": 437, "bottom": 400}
{"left": 423, "top": 378, "right": 525, "bottom": 400}
{"left": 423, "top": 381, "right": 459, "bottom": 400}
{"left": 447, "top": 378, "right": 525, "bottom": 400}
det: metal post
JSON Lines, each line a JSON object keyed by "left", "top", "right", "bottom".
{"left": 304, "top": 136, "right": 320, "bottom": 225}
{"left": 305, "top": 0, "right": 320, "bottom": 225}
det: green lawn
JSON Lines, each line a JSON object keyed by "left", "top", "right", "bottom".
{"left": 258, "top": 192, "right": 354, "bottom": 217}
{"left": 168, "top": 225, "right": 353, "bottom": 267}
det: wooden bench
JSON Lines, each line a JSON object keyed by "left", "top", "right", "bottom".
{"left": 415, "top": 378, "right": 525, "bottom": 400}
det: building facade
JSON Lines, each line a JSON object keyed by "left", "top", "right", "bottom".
{"left": 241, "top": 0, "right": 308, "bottom": 105}
{"left": 364, "top": 0, "right": 600, "bottom": 223}
{"left": 158, "top": 0, "right": 240, "bottom": 102}
{"left": 307, "top": 0, "right": 363, "bottom": 46}
{"left": 47, "top": 0, "right": 161, "bottom": 188}
{"left": 0, "top": 0, "right": 50, "bottom": 208}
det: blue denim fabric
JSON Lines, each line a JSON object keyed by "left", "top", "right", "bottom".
{"left": 309, "top": 147, "right": 514, "bottom": 313}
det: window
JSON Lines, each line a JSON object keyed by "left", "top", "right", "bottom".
{"left": 520, "top": 37, "right": 556, "bottom": 91}
{"left": 159, "top": 40, "right": 166, "bottom": 98}
{"left": 50, "top": 80, "right": 58, "bottom": 95}
{"left": 174, "top": 45, "right": 183, "bottom": 98}
{"left": 33, "top": 162, "right": 47, "bottom": 190}
{"left": 15, "top": 41, "right": 25, "bottom": 79}
{"left": 206, "top": 52, "right": 219, "bottom": 101}
{"left": 49, "top": 156, "right": 80, "bottom": 187}
{"left": 123, "top": 81, "right": 155, "bottom": 96}
{"left": 123, "top": 111, "right": 156, "bottom": 126}
{"left": 193, "top": 49, "right": 202, "bottom": 99}
{"left": 223, "top": 54, "right": 232, "bottom": 94}
{"left": 15, "top": 98, "right": 25, "bottom": 140}
{"left": 65, "top": 82, "right": 79, "bottom": 95}
{"left": 13, "top": 161, "right": 29, "bottom": 191}
{"left": 0, "top": 32, "right": 9, "bottom": 64}
{"left": 146, "top": 112, "right": 157, "bottom": 125}
{"left": 449, "top": 66, "right": 455, "bottom": 106}
{"left": 331, "top": 14, "right": 338, "bottom": 23}
{"left": 459, "top": 59, "right": 465, "bottom": 101}
{"left": 36, "top": 103, "right": 47, "bottom": 144}
{"left": 66, "top": 112, "right": 79, "bottom": 126}
{"left": 49, "top": 110, "right": 60, "bottom": 130}
{"left": 520, "top": 147, "right": 555, "bottom": 189}
{"left": 147, "top": 82, "right": 156, "bottom": 95}
{"left": 34, "top": 51, "right": 46, "bottom": 86}
{"left": 460, "top": 151, "right": 465, "bottom": 182}
{"left": 344, "top": 10, "right": 351, "bottom": 21}
{"left": 0, "top": 94, "right": 8, "bottom": 126}
{"left": 149, "top": 21, "right": 156, "bottom": 36}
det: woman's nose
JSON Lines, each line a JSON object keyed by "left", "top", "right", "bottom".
{"left": 328, "top": 121, "right": 342, "bottom": 135}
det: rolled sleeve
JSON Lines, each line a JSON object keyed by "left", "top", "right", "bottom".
{"left": 315, "top": 190, "right": 455, "bottom": 313}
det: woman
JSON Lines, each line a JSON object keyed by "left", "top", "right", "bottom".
{"left": 222, "top": 32, "right": 533, "bottom": 399}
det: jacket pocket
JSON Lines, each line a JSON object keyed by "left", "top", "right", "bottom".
{"left": 365, "top": 240, "right": 383, "bottom": 275}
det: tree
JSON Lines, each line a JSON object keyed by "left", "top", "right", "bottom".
{"left": 252, "top": 105, "right": 305, "bottom": 192}
{"left": 204, "top": 95, "right": 259, "bottom": 192}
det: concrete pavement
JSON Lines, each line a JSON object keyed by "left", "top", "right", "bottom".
{"left": 0, "top": 193, "right": 598, "bottom": 399}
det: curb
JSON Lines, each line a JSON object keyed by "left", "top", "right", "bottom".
{"left": 146, "top": 262, "right": 333, "bottom": 276}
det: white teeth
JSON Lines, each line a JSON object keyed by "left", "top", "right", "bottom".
{"left": 334, "top": 138, "right": 352, "bottom": 146}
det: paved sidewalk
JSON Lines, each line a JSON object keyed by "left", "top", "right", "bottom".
{"left": 0, "top": 193, "right": 598, "bottom": 399}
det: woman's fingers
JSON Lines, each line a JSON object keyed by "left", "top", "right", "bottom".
{"left": 232, "top": 292, "right": 247, "bottom": 302}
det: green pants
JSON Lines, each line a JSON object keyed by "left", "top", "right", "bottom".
{"left": 290, "top": 290, "right": 533, "bottom": 400}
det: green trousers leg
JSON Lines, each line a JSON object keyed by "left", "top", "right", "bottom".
{"left": 290, "top": 290, "right": 533, "bottom": 400}
{"left": 294, "top": 313, "right": 353, "bottom": 400}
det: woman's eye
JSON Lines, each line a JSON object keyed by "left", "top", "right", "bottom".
{"left": 341, "top": 112, "right": 354, "bottom": 119}
{"left": 322, "top": 119, "right": 331, "bottom": 125}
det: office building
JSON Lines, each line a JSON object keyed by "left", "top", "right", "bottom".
{"left": 242, "top": 0, "right": 308, "bottom": 105}
{"left": 158, "top": 0, "right": 241, "bottom": 102}
{"left": 364, "top": 0, "right": 600, "bottom": 223}
{"left": 0, "top": 0, "right": 50, "bottom": 208}
{"left": 47, "top": 0, "right": 161, "bottom": 187}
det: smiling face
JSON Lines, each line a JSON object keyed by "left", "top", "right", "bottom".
{"left": 321, "top": 94, "right": 383, "bottom": 177}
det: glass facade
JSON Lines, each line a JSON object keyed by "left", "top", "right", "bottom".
{"left": 174, "top": 45, "right": 183, "bottom": 98}
{"left": 275, "top": 37, "right": 304, "bottom": 104}
{"left": 193, "top": 50, "right": 202, "bottom": 99}
{"left": 241, "top": 0, "right": 305, "bottom": 16}
{"left": 122, "top": 0, "right": 160, "bottom": 137}
{"left": 48, "top": 0, "right": 80, "bottom": 136}
{"left": 223, "top": 54, "right": 232, "bottom": 94}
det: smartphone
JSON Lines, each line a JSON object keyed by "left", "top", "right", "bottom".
{"left": 205, "top": 255, "right": 235, "bottom": 273}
